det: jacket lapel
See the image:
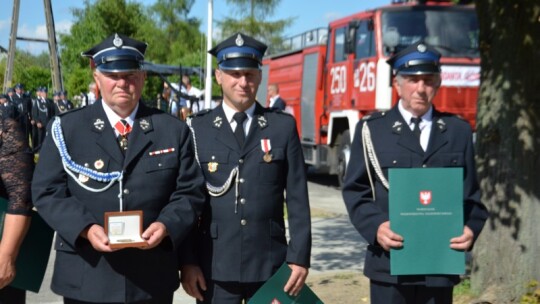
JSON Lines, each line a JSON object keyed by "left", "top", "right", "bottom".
{"left": 124, "top": 103, "right": 153, "bottom": 168}
{"left": 212, "top": 105, "right": 242, "bottom": 153}
{"left": 91, "top": 101, "right": 124, "bottom": 166}
{"left": 388, "top": 107, "right": 424, "bottom": 156}
{"left": 242, "top": 104, "right": 267, "bottom": 156}
{"left": 424, "top": 111, "right": 448, "bottom": 159}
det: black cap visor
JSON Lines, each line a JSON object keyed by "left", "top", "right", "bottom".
{"left": 96, "top": 60, "right": 142, "bottom": 73}
{"left": 396, "top": 63, "right": 440, "bottom": 75}
{"left": 218, "top": 58, "right": 261, "bottom": 71}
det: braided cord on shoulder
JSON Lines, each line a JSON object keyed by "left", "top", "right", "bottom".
{"left": 361, "top": 121, "right": 389, "bottom": 201}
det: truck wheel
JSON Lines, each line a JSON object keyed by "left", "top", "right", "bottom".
{"left": 337, "top": 130, "right": 351, "bottom": 188}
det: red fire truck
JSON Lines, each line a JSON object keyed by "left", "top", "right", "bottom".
{"left": 257, "top": 0, "right": 480, "bottom": 185}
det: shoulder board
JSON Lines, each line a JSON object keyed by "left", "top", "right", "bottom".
{"left": 188, "top": 109, "right": 212, "bottom": 118}
{"left": 361, "top": 111, "right": 387, "bottom": 121}
{"left": 57, "top": 106, "right": 84, "bottom": 117}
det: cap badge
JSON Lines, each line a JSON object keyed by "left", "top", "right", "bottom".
{"left": 113, "top": 33, "right": 123, "bottom": 48}
{"left": 417, "top": 43, "right": 427, "bottom": 53}
{"left": 235, "top": 34, "right": 244, "bottom": 47}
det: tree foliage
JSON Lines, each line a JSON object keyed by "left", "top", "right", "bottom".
{"left": 218, "top": 0, "right": 293, "bottom": 53}
{"left": 472, "top": 1, "right": 540, "bottom": 302}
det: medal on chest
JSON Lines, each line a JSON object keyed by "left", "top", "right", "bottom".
{"left": 261, "top": 138, "right": 272, "bottom": 163}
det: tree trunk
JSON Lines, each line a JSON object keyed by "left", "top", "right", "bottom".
{"left": 472, "top": 1, "right": 540, "bottom": 302}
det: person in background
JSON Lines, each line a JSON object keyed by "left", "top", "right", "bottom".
{"left": 342, "top": 41, "right": 488, "bottom": 304}
{"left": 0, "top": 95, "right": 16, "bottom": 119}
{"left": 87, "top": 82, "right": 97, "bottom": 105}
{"left": 267, "top": 83, "right": 286, "bottom": 111}
{"left": 182, "top": 75, "right": 203, "bottom": 114}
{"left": 31, "top": 33, "right": 206, "bottom": 304}
{"left": 30, "top": 87, "right": 54, "bottom": 153}
{"left": 0, "top": 107, "right": 33, "bottom": 304}
{"left": 180, "top": 32, "right": 311, "bottom": 304}
{"left": 11, "top": 84, "right": 32, "bottom": 150}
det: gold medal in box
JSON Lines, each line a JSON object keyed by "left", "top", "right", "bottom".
{"left": 261, "top": 139, "right": 272, "bottom": 163}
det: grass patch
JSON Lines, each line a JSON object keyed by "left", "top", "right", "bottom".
{"left": 310, "top": 207, "right": 339, "bottom": 218}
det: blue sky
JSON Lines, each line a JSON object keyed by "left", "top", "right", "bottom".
{"left": 0, "top": 0, "right": 388, "bottom": 55}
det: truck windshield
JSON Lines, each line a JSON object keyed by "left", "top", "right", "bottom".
{"left": 381, "top": 8, "right": 479, "bottom": 58}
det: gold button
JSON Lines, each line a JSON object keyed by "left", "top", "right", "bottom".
{"left": 241, "top": 219, "right": 247, "bottom": 225}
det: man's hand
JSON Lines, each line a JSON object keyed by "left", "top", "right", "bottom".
{"left": 81, "top": 224, "right": 114, "bottom": 252}
{"left": 141, "top": 222, "right": 168, "bottom": 249}
{"left": 376, "top": 221, "right": 403, "bottom": 251}
{"left": 450, "top": 226, "right": 474, "bottom": 251}
{"left": 284, "top": 264, "right": 308, "bottom": 296}
{"left": 180, "top": 264, "right": 207, "bottom": 301}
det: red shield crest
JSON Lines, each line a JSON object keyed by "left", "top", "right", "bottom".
{"left": 419, "top": 191, "right": 432, "bottom": 205}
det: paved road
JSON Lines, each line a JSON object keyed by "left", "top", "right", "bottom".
{"left": 27, "top": 173, "right": 367, "bottom": 303}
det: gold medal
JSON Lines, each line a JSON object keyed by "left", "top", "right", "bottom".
{"left": 208, "top": 162, "right": 218, "bottom": 173}
{"left": 263, "top": 153, "right": 272, "bottom": 163}
{"left": 94, "top": 159, "right": 104, "bottom": 170}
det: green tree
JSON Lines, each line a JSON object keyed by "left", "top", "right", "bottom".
{"left": 218, "top": 0, "right": 293, "bottom": 53}
{"left": 59, "top": 0, "right": 151, "bottom": 100}
{"left": 471, "top": 1, "right": 540, "bottom": 302}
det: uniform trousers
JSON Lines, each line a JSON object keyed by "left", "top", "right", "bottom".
{"left": 0, "top": 285, "right": 25, "bottom": 304}
{"left": 64, "top": 293, "right": 173, "bottom": 304}
{"left": 370, "top": 280, "right": 453, "bottom": 304}
{"left": 197, "top": 281, "right": 264, "bottom": 304}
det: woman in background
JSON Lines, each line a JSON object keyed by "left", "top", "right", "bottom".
{"left": 0, "top": 111, "right": 33, "bottom": 303}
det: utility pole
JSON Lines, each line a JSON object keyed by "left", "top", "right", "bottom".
{"left": 2, "top": 0, "right": 63, "bottom": 93}
{"left": 3, "top": 0, "right": 20, "bottom": 92}
{"left": 44, "top": 0, "right": 63, "bottom": 93}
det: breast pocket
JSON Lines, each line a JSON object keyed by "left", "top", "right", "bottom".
{"left": 199, "top": 150, "right": 233, "bottom": 184}
{"left": 430, "top": 153, "right": 464, "bottom": 167}
{"left": 258, "top": 148, "right": 285, "bottom": 184}
{"left": 377, "top": 153, "right": 412, "bottom": 169}
{"left": 144, "top": 153, "right": 179, "bottom": 173}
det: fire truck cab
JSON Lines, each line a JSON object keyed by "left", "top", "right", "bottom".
{"left": 257, "top": 0, "right": 480, "bottom": 185}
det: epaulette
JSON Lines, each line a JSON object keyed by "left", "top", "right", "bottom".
{"left": 361, "top": 111, "right": 387, "bottom": 121}
{"left": 188, "top": 108, "right": 212, "bottom": 118}
{"left": 57, "top": 106, "right": 84, "bottom": 117}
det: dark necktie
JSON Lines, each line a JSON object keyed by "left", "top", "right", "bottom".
{"left": 233, "top": 112, "right": 247, "bottom": 148}
{"left": 411, "top": 117, "right": 422, "bottom": 138}
{"left": 115, "top": 119, "right": 132, "bottom": 152}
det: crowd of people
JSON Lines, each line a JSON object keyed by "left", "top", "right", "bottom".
{"left": 0, "top": 31, "right": 488, "bottom": 304}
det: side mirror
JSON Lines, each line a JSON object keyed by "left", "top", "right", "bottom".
{"left": 383, "top": 27, "right": 400, "bottom": 53}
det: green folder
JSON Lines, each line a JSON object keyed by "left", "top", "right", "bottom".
{"left": 0, "top": 198, "right": 54, "bottom": 292}
{"left": 249, "top": 263, "right": 324, "bottom": 304}
{"left": 389, "top": 168, "right": 465, "bottom": 275}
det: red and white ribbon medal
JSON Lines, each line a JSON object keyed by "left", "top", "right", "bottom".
{"left": 261, "top": 139, "right": 272, "bottom": 163}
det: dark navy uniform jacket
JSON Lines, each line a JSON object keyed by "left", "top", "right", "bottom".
{"left": 342, "top": 105, "right": 488, "bottom": 287}
{"left": 32, "top": 100, "right": 206, "bottom": 302}
{"left": 186, "top": 103, "right": 311, "bottom": 283}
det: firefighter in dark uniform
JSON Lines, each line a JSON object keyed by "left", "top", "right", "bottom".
{"left": 342, "top": 41, "right": 489, "bottom": 304}
{"left": 31, "top": 33, "right": 206, "bottom": 304}
{"left": 180, "top": 33, "right": 312, "bottom": 304}
{"left": 31, "top": 86, "right": 55, "bottom": 152}
{"left": 12, "top": 83, "right": 32, "bottom": 147}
